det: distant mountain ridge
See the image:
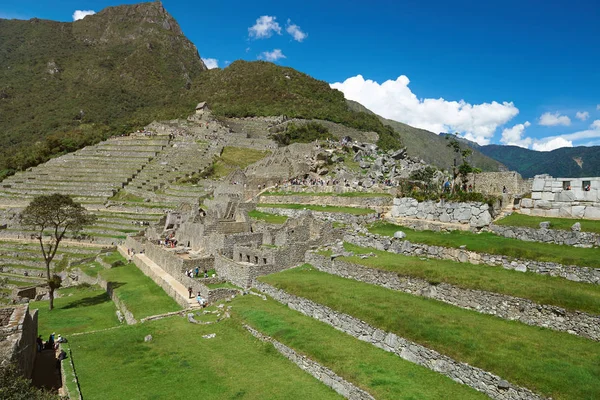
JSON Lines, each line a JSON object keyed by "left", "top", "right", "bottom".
{"left": 475, "top": 145, "right": 600, "bottom": 178}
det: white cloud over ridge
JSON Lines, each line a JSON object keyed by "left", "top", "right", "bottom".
{"left": 539, "top": 112, "right": 571, "bottom": 126}
{"left": 501, "top": 121, "right": 531, "bottom": 148}
{"left": 330, "top": 75, "right": 519, "bottom": 145}
{"left": 73, "top": 10, "right": 95, "bottom": 21}
{"left": 286, "top": 19, "right": 307, "bottom": 42}
{"left": 532, "top": 137, "right": 573, "bottom": 152}
{"left": 202, "top": 58, "right": 219, "bottom": 69}
{"left": 529, "top": 120, "right": 600, "bottom": 151}
{"left": 248, "top": 16, "right": 281, "bottom": 39}
{"left": 576, "top": 111, "right": 589, "bottom": 121}
{"left": 259, "top": 49, "right": 286, "bottom": 62}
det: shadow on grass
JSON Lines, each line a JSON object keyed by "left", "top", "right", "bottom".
{"left": 61, "top": 292, "right": 112, "bottom": 309}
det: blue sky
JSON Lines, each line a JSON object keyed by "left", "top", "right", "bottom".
{"left": 2, "top": 0, "right": 600, "bottom": 150}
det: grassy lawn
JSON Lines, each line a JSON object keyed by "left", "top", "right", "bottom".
{"left": 262, "top": 191, "right": 391, "bottom": 198}
{"left": 100, "top": 251, "right": 125, "bottom": 266}
{"left": 30, "top": 285, "right": 119, "bottom": 336}
{"left": 77, "top": 261, "right": 104, "bottom": 278}
{"left": 213, "top": 146, "right": 271, "bottom": 178}
{"left": 99, "top": 262, "right": 180, "bottom": 319}
{"left": 496, "top": 213, "right": 600, "bottom": 234}
{"left": 70, "top": 316, "right": 341, "bottom": 400}
{"left": 340, "top": 243, "right": 600, "bottom": 314}
{"left": 369, "top": 222, "right": 600, "bottom": 268}
{"left": 259, "top": 203, "right": 375, "bottom": 215}
{"left": 248, "top": 209, "right": 288, "bottom": 224}
{"left": 109, "top": 191, "right": 145, "bottom": 202}
{"left": 260, "top": 266, "right": 600, "bottom": 400}
{"left": 206, "top": 282, "right": 241, "bottom": 290}
{"left": 232, "top": 295, "right": 486, "bottom": 399}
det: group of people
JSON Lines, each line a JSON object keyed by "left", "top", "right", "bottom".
{"left": 184, "top": 267, "right": 209, "bottom": 279}
{"left": 37, "top": 332, "right": 67, "bottom": 353}
{"left": 159, "top": 233, "right": 178, "bottom": 248}
{"left": 187, "top": 287, "right": 208, "bottom": 307}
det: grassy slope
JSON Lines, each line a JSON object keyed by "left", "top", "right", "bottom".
{"left": 369, "top": 222, "right": 600, "bottom": 268}
{"left": 233, "top": 295, "right": 486, "bottom": 400}
{"left": 31, "top": 286, "right": 119, "bottom": 336}
{"left": 213, "top": 146, "right": 271, "bottom": 178}
{"left": 71, "top": 316, "right": 341, "bottom": 400}
{"left": 248, "top": 210, "right": 288, "bottom": 224}
{"left": 342, "top": 243, "right": 600, "bottom": 314}
{"left": 496, "top": 213, "right": 600, "bottom": 233}
{"left": 99, "top": 261, "right": 181, "bottom": 319}
{"left": 260, "top": 266, "right": 600, "bottom": 400}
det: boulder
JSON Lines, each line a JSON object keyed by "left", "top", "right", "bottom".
{"left": 393, "top": 231, "right": 406, "bottom": 239}
{"left": 539, "top": 221, "right": 551, "bottom": 229}
{"left": 571, "top": 222, "right": 581, "bottom": 232}
{"left": 144, "top": 334, "right": 153, "bottom": 342}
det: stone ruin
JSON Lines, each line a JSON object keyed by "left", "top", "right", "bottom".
{"left": 0, "top": 304, "right": 38, "bottom": 379}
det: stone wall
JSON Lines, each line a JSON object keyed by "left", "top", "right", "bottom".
{"left": 258, "top": 194, "right": 392, "bottom": 212}
{"left": 390, "top": 197, "right": 494, "bottom": 228}
{"left": 465, "top": 171, "right": 530, "bottom": 196}
{"left": 257, "top": 207, "right": 378, "bottom": 225}
{"left": 490, "top": 224, "right": 600, "bottom": 247}
{"left": 344, "top": 232, "right": 600, "bottom": 284}
{"left": 520, "top": 175, "right": 600, "bottom": 219}
{"left": 0, "top": 305, "right": 38, "bottom": 378}
{"left": 306, "top": 252, "right": 599, "bottom": 341}
{"left": 253, "top": 282, "right": 542, "bottom": 400}
{"left": 244, "top": 324, "right": 374, "bottom": 400}
{"left": 214, "top": 255, "right": 291, "bottom": 289}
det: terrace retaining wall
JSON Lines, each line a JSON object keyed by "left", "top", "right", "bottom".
{"left": 344, "top": 232, "right": 600, "bottom": 285}
{"left": 306, "top": 252, "right": 600, "bottom": 341}
{"left": 390, "top": 197, "right": 495, "bottom": 228}
{"left": 244, "top": 324, "right": 375, "bottom": 400}
{"left": 256, "top": 207, "right": 378, "bottom": 225}
{"left": 0, "top": 305, "right": 38, "bottom": 378}
{"left": 253, "top": 282, "right": 543, "bottom": 400}
{"left": 489, "top": 224, "right": 600, "bottom": 247}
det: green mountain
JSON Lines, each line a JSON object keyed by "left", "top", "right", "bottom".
{"left": 0, "top": 1, "right": 205, "bottom": 177}
{"left": 346, "top": 100, "right": 504, "bottom": 172}
{"left": 476, "top": 145, "right": 600, "bottom": 178}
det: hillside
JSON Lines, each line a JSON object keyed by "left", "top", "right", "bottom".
{"left": 0, "top": 1, "right": 205, "bottom": 178}
{"left": 347, "top": 100, "right": 504, "bottom": 172}
{"left": 477, "top": 145, "right": 600, "bottom": 178}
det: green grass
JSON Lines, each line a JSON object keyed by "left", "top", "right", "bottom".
{"left": 496, "top": 213, "right": 600, "bottom": 234}
{"left": 369, "top": 222, "right": 600, "bottom": 268}
{"left": 109, "top": 191, "right": 145, "bottom": 203}
{"left": 212, "top": 146, "right": 271, "bottom": 179}
{"left": 30, "top": 285, "right": 119, "bottom": 336}
{"left": 77, "top": 261, "right": 104, "bottom": 278}
{"left": 248, "top": 210, "right": 288, "bottom": 224}
{"left": 206, "top": 282, "right": 241, "bottom": 290}
{"left": 232, "top": 295, "right": 486, "bottom": 399}
{"left": 70, "top": 316, "right": 341, "bottom": 400}
{"left": 99, "top": 261, "right": 180, "bottom": 319}
{"left": 340, "top": 243, "right": 600, "bottom": 314}
{"left": 260, "top": 266, "right": 600, "bottom": 400}
{"left": 60, "top": 342, "right": 80, "bottom": 399}
{"left": 259, "top": 203, "right": 375, "bottom": 215}
{"left": 100, "top": 251, "right": 125, "bottom": 266}
{"left": 262, "top": 191, "right": 391, "bottom": 198}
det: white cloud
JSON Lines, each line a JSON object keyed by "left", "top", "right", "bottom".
{"left": 591, "top": 120, "right": 600, "bottom": 130}
{"left": 258, "top": 49, "right": 286, "bottom": 62}
{"left": 500, "top": 121, "right": 532, "bottom": 148}
{"left": 539, "top": 112, "right": 571, "bottom": 126}
{"left": 532, "top": 137, "right": 573, "bottom": 152}
{"left": 72, "top": 10, "right": 95, "bottom": 21}
{"left": 286, "top": 19, "right": 308, "bottom": 42}
{"left": 330, "top": 74, "right": 519, "bottom": 145}
{"left": 201, "top": 58, "right": 219, "bottom": 69}
{"left": 575, "top": 111, "right": 590, "bottom": 121}
{"left": 248, "top": 16, "right": 281, "bottom": 39}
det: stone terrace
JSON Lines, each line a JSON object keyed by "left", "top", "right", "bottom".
{"left": 0, "top": 135, "right": 170, "bottom": 207}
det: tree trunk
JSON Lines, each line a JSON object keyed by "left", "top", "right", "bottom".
{"left": 49, "top": 287, "right": 54, "bottom": 311}
{"left": 45, "top": 260, "right": 53, "bottom": 311}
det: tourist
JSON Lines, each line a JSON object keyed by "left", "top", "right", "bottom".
{"left": 36, "top": 335, "right": 43, "bottom": 352}
{"left": 188, "top": 286, "right": 193, "bottom": 299}
{"left": 194, "top": 267, "right": 199, "bottom": 277}
{"left": 502, "top": 186, "right": 507, "bottom": 193}
{"left": 204, "top": 269, "right": 208, "bottom": 278}
{"left": 47, "top": 333, "right": 55, "bottom": 350}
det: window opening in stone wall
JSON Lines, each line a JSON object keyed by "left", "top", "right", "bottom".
{"left": 563, "top": 181, "right": 571, "bottom": 190}
{"left": 583, "top": 181, "right": 591, "bottom": 191}
{"left": 239, "top": 253, "right": 242, "bottom": 261}
{"left": 246, "top": 255, "right": 250, "bottom": 262}
{"left": 254, "top": 256, "right": 258, "bottom": 264}
{"left": 263, "top": 258, "right": 267, "bottom": 264}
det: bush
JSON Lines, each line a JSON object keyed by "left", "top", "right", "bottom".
{"left": 0, "top": 364, "right": 58, "bottom": 400}
{"left": 271, "top": 122, "right": 333, "bottom": 146}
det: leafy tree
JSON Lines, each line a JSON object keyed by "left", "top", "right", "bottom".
{"left": 446, "top": 135, "right": 476, "bottom": 190}
{"left": 20, "top": 194, "right": 96, "bottom": 310}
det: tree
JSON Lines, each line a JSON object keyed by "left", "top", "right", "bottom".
{"left": 446, "top": 135, "right": 476, "bottom": 191}
{"left": 20, "top": 194, "right": 96, "bottom": 310}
